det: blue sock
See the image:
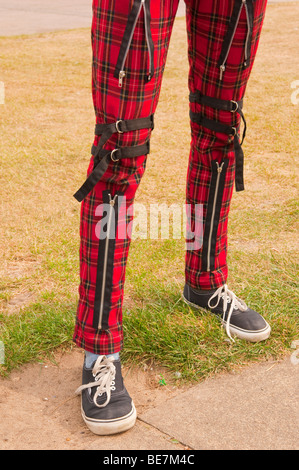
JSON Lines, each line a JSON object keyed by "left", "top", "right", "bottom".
{"left": 84, "top": 350, "right": 120, "bottom": 368}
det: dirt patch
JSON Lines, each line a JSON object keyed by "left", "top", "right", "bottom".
{"left": 0, "top": 348, "right": 187, "bottom": 450}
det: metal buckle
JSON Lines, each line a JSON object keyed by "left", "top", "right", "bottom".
{"left": 115, "top": 120, "right": 124, "bottom": 134}
{"left": 230, "top": 101, "right": 239, "bottom": 113}
{"left": 231, "top": 127, "right": 237, "bottom": 137}
{"left": 110, "top": 149, "right": 120, "bottom": 162}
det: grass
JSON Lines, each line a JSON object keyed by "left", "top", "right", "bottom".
{"left": 0, "top": 300, "right": 76, "bottom": 372}
{"left": 121, "top": 242, "right": 298, "bottom": 382}
{"left": 0, "top": 4, "right": 298, "bottom": 381}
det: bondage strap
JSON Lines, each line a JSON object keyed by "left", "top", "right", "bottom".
{"left": 73, "top": 115, "right": 154, "bottom": 202}
{"left": 189, "top": 91, "right": 246, "bottom": 192}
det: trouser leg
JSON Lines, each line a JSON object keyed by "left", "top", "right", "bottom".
{"left": 73, "top": 0, "right": 180, "bottom": 354}
{"left": 185, "top": 0, "right": 267, "bottom": 290}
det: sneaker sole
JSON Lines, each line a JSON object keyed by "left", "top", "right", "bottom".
{"left": 183, "top": 295, "right": 271, "bottom": 342}
{"left": 81, "top": 402, "right": 137, "bottom": 436}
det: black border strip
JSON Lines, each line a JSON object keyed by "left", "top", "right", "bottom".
{"left": 201, "top": 159, "right": 229, "bottom": 272}
{"left": 93, "top": 190, "right": 123, "bottom": 331}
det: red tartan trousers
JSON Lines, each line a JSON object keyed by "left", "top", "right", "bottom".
{"left": 73, "top": 0, "right": 267, "bottom": 355}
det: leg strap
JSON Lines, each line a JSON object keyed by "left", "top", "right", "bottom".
{"left": 189, "top": 91, "right": 246, "bottom": 192}
{"left": 74, "top": 114, "right": 154, "bottom": 202}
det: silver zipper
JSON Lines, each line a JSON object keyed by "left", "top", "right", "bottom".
{"left": 219, "top": 0, "right": 247, "bottom": 81}
{"left": 143, "top": 0, "right": 153, "bottom": 81}
{"left": 206, "top": 162, "right": 224, "bottom": 272}
{"left": 119, "top": 0, "right": 144, "bottom": 87}
{"left": 118, "top": 71, "right": 126, "bottom": 88}
{"left": 98, "top": 193, "right": 118, "bottom": 329}
{"left": 119, "top": 0, "right": 152, "bottom": 87}
{"left": 243, "top": 1, "right": 251, "bottom": 67}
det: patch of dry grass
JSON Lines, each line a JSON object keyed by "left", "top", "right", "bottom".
{"left": 0, "top": 4, "right": 298, "bottom": 377}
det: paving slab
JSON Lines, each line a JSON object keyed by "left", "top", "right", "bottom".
{"left": 139, "top": 357, "right": 299, "bottom": 450}
{"left": 0, "top": 348, "right": 187, "bottom": 450}
{"left": 0, "top": 349, "right": 298, "bottom": 450}
{"left": 2, "top": 1, "right": 294, "bottom": 37}
{"left": 0, "top": 0, "right": 92, "bottom": 36}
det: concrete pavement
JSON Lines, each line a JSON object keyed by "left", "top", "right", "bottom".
{"left": 0, "top": 0, "right": 92, "bottom": 36}
{"left": 0, "top": 349, "right": 298, "bottom": 450}
{"left": 140, "top": 357, "right": 298, "bottom": 450}
{"left": 0, "top": 0, "right": 296, "bottom": 37}
{"left": 0, "top": 348, "right": 298, "bottom": 450}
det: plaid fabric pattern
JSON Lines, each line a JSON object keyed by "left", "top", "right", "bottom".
{"left": 185, "top": 0, "right": 267, "bottom": 289}
{"left": 73, "top": 0, "right": 267, "bottom": 354}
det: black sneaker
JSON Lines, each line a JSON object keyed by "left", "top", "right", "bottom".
{"left": 75, "top": 355, "right": 136, "bottom": 435}
{"left": 183, "top": 284, "right": 271, "bottom": 342}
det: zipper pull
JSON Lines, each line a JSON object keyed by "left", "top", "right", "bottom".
{"left": 216, "top": 161, "right": 225, "bottom": 173}
{"left": 219, "top": 64, "right": 225, "bottom": 81}
{"left": 119, "top": 70, "right": 126, "bottom": 88}
{"left": 109, "top": 194, "right": 118, "bottom": 207}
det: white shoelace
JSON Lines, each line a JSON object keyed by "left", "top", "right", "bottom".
{"left": 208, "top": 284, "right": 248, "bottom": 341}
{"left": 75, "top": 355, "right": 116, "bottom": 408}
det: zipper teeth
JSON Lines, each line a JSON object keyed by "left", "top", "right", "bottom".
{"left": 244, "top": 2, "right": 251, "bottom": 64}
{"left": 143, "top": 1, "right": 153, "bottom": 79}
{"left": 206, "top": 162, "right": 224, "bottom": 272}
{"left": 119, "top": 0, "right": 144, "bottom": 86}
{"left": 119, "top": 0, "right": 153, "bottom": 87}
{"left": 98, "top": 193, "right": 118, "bottom": 330}
{"left": 219, "top": 1, "right": 245, "bottom": 80}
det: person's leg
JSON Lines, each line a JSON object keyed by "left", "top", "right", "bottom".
{"left": 73, "top": 0, "right": 180, "bottom": 434}
{"left": 73, "top": 0, "right": 180, "bottom": 357}
{"left": 183, "top": 0, "right": 271, "bottom": 341}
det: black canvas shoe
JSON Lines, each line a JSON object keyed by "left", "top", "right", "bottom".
{"left": 183, "top": 284, "right": 271, "bottom": 342}
{"left": 75, "top": 355, "right": 136, "bottom": 435}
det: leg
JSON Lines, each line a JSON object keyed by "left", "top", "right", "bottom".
{"left": 73, "top": 0, "right": 180, "bottom": 356}
{"left": 183, "top": 0, "right": 271, "bottom": 341}
{"left": 74, "top": 0, "right": 180, "bottom": 434}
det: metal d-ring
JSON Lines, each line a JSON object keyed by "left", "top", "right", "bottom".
{"left": 115, "top": 120, "right": 124, "bottom": 134}
{"left": 110, "top": 149, "right": 120, "bottom": 162}
{"left": 231, "top": 127, "right": 237, "bottom": 137}
{"left": 230, "top": 101, "right": 239, "bottom": 113}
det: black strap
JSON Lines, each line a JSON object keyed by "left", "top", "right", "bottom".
{"left": 74, "top": 142, "right": 150, "bottom": 203}
{"left": 234, "top": 135, "right": 244, "bottom": 191}
{"left": 114, "top": 0, "right": 154, "bottom": 83}
{"left": 189, "top": 91, "right": 243, "bottom": 113}
{"left": 94, "top": 114, "right": 154, "bottom": 138}
{"left": 114, "top": 0, "right": 143, "bottom": 80}
{"left": 217, "top": 0, "right": 244, "bottom": 69}
{"left": 189, "top": 111, "right": 237, "bottom": 137}
{"left": 143, "top": 0, "right": 154, "bottom": 81}
{"left": 73, "top": 150, "right": 111, "bottom": 203}
{"left": 74, "top": 115, "right": 154, "bottom": 202}
{"left": 92, "top": 114, "right": 154, "bottom": 158}
{"left": 244, "top": 0, "right": 254, "bottom": 67}
{"left": 189, "top": 92, "right": 247, "bottom": 192}
{"left": 189, "top": 91, "right": 246, "bottom": 141}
